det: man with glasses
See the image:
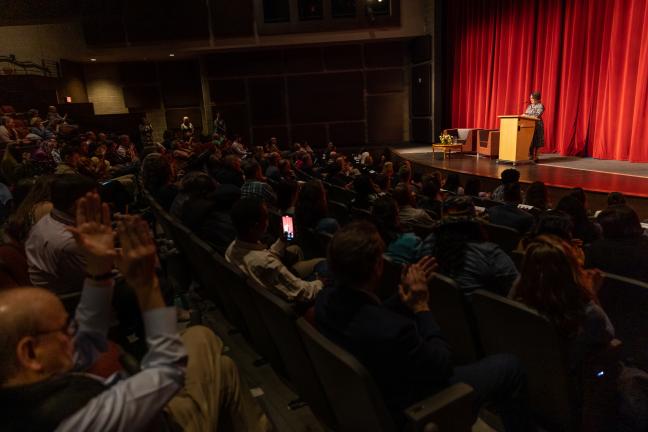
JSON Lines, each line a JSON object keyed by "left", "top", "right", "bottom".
{"left": 0, "top": 193, "right": 270, "bottom": 431}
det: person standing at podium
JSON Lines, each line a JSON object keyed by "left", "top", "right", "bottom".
{"left": 523, "top": 91, "right": 544, "bottom": 163}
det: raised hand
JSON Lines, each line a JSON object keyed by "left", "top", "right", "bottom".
{"left": 115, "top": 216, "right": 163, "bottom": 311}
{"left": 399, "top": 264, "right": 430, "bottom": 314}
{"left": 67, "top": 192, "right": 115, "bottom": 276}
{"left": 415, "top": 256, "right": 438, "bottom": 283}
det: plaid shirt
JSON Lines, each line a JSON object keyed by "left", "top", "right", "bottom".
{"left": 241, "top": 180, "right": 277, "bottom": 205}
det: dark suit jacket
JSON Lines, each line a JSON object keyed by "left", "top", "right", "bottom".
{"left": 487, "top": 203, "right": 534, "bottom": 233}
{"left": 315, "top": 285, "right": 453, "bottom": 420}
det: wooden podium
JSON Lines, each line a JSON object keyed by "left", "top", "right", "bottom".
{"left": 497, "top": 115, "right": 539, "bottom": 165}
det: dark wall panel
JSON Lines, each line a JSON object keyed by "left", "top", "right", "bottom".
{"left": 210, "top": 0, "right": 254, "bottom": 37}
{"left": 205, "top": 51, "right": 285, "bottom": 78}
{"left": 159, "top": 61, "right": 202, "bottom": 108}
{"left": 411, "top": 35, "right": 432, "bottom": 64}
{"left": 210, "top": 79, "right": 246, "bottom": 104}
{"left": 322, "top": 44, "right": 363, "bottom": 70}
{"left": 366, "top": 69, "right": 403, "bottom": 93}
{"left": 284, "top": 47, "right": 324, "bottom": 73}
{"left": 329, "top": 122, "right": 366, "bottom": 147}
{"left": 83, "top": 17, "right": 127, "bottom": 46}
{"left": 249, "top": 78, "right": 286, "bottom": 125}
{"left": 367, "top": 94, "right": 403, "bottom": 143}
{"left": 252, "top": 126, "right": 289, "bottom": 147}
{"left": 119, "top": 62, "right": 158, "bottom": 84}
{"left": 123, "top": 86, "right": 160, "bottom": 110}
{"left": 213, "top": 104, "right": 250, "bottom": 143}
{"left": 364, "top": 41, "right": 405, "bottom": 68}
{"left": 291, "top": 124, "right": 328, "bottom": 148}
{"left": 411, "top": 64, "right": 431, "bottom": 117}
{"left": 124, "top": 0, "right": 209, "bottom": 43}
{"left": 288, "top": 72, "right": 364, "bottom": 123}
{"left": 412, "top": 118, "right": 432, "bottom": 143}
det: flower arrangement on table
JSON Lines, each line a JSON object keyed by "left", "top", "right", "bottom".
{"left": 439, "top": 133, "right": 454, "bottom": 145}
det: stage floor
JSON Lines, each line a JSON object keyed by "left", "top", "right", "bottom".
{"left": 392, "top": 145, "right": 648, "bottom": 198}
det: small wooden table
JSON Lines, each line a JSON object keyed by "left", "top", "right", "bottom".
{"left": 432, "top": 143, "right": 463, "bottom": 159}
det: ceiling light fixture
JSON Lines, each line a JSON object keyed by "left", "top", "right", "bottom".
{"left": 169, "top": 53, "right": 175, "bottom": 57}
{"left": 90, "top": 58, "right": 97, "bottom": 62}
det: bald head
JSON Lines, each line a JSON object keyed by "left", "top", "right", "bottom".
{"left": 0, "top": 287, "right": 66, "bottom": 385}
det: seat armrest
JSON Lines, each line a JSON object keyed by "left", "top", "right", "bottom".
{"left": 404, "top": 383, "right": 475, "bottom": 432}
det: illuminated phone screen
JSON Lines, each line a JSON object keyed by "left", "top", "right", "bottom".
{"left": 282, "top": 215, "right": 294, "bottom": 241}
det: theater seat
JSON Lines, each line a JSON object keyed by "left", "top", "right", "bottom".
{"left": 481, "top": 222, "right": 522, "bottom": 254}
{"left": 247, "top": 279, "right": 337, "bottom": 429}
{"left": 328, "top": 200, "right": 349, "bottom": 226}
{"left": 211, "top": 254, "right": 286, "bottom": 376}
{"left": 598, "top": 272, "right": 648, "bottom": 370}
{"left": 471, "top": 290, "right": 578, "bottom": 431}
{"left": 428, "top": 274, "right": 482, "bottom": 365}
{"left": 297, "top": 318, "right": 475, "bottom": 432}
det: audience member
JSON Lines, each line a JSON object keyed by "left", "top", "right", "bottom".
{"left": 555, "top": 195, "right": 602, "bottom": 244}
{"left": 294, "top": 181, "right": 339, "bottom": 235}
{"left": 524, "top": 181, "right": 549, "bottom": 210}
{"left": 141, "top": 154, "right": 177, "bottom": 211}
{"left": 487, "top": 183, "right": 534, "bottom": 233}
{"left": 372, "top": 196, "right": 430, "bottom": 264}
{"left": 586, "top": 205, "right": 648, "bottom": 281}
{"left": 463, "top": 178, "right": 482, "bottom": 197}
{"left": 607, "top": 191, "right": 626, "bottom": 207}
{"left": 226, "top": 198, "right": 323, "bottom": 303}
{"left": 512, "top": 235, "right": 648, "bottom": 429}
{"left": 54, "top": 145, "right": 81, "bottom": 175}
{"left": 442, "top": 173, "right": 464, "bottom": 195}
{"left": 5, "top": 175, "right": 55, "bottom": 245}
{"left": 211, "top": 154, "right": 244, "bottom": 188}
{"left": 352, "top": 175, "right": 378, "bottom": 210}
{"left": 241, "top": 159, "right": 277, "bottom": 205}
{"left": 0, "top": 193, "right": 270, "bottom": 431}
{"left": 265, "top": 152, "right": 281, "bottom": 181}
{"left": 169, "top": 171, "right": 212, "bottom": 218}
{"left": 274, "top": 180, "right": 299, "bottom": 215}
{"left": 492, "top": 169, "right": 520, "bottom": 202}
{"left": 432, "top": 196, "right": 518, "bottom": 295}
{"left": 29, "top": 117, "right": 53, "bottom": 141}
{"left": 180, "top": 116, "right": 194, "bottom": 137}
{"left": 183, "top": 182, "right": 240, "bottom": 255}
{"left": 25, "top": 175, "right": 96, "bottom": 295}
{"left": 392, "top": 184, "right": 436, "bottom": 230}
{"left": 316, "top": 221, "right": 531, "bottom": 430}
{"left": 417, "top": 174, "right": 443, "bottom": 219}
{"left": 0, "top": 116, "right": 19, "bottom": 144}
{"left": 231, "top": 135, "right": 247, "bottom": 157}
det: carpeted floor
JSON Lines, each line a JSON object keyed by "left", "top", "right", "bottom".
{"left": 537, "top": 155, "right": 648, "bottom": 178}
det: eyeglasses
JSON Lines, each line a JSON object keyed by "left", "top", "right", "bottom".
{"left": 34, "top": 315, "right": 78, "bottom": 338}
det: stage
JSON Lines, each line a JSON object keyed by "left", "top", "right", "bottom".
{"left": 390, "top": 145, "right": 648, "bottom": 218}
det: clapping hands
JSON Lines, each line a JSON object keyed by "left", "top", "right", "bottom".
{"left": 398, "top": 256, "right": 438, "bottom": 314}
{"left": 69, "top": 193, "right": 163, "bottom": 310}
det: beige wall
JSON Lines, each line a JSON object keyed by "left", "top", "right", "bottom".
{"left": 84, "top": 63, "right": 128, "bottom": 115}
{"left": 0, "top": 22, "right": 86, "bottom": 65}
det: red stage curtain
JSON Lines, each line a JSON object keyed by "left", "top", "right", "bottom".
{"left": 447, "top": 0, "right": 648, "bottom": 162}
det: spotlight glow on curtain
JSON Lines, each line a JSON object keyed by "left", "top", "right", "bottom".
{"left": 447, "top": 0, "right": 648, "bottom": 162}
